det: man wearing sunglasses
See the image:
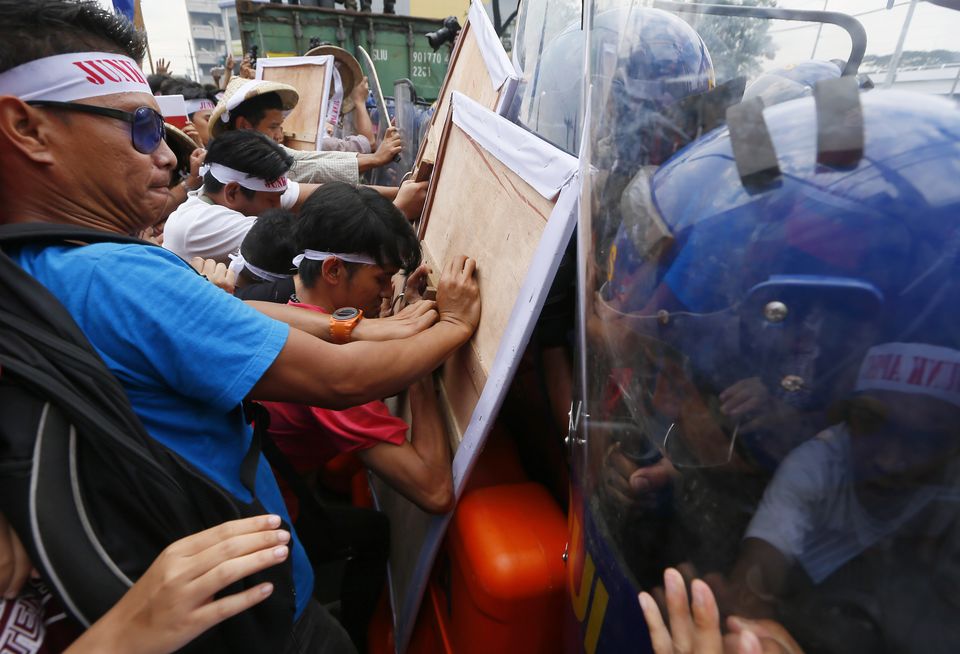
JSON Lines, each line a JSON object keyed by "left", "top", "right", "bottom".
{"left": 0, "top": 1, "right": 481, "bottom": 652}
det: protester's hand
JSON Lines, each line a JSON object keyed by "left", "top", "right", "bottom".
{"left": 393, "top": 179, "right": 428, "bottom": 222}
{"left": 601, "top": 442, "right": 674, "bottom": 508}
{"left": 67, "top": 516, "right": 290, "bottom": 654}
{"left": 404, "top": 264, "right": 432, "bottom": 304}
{"left": 191, "top": 257, "right": 236, "bottom": 294}
{"left": 181, "top": 122, "right": 204, "bottom": 149}
{"left": 0, "top": 512, "right": 33, "bottom": 600}
{"left": 225, "top": 53, "right": 235, "bottom": 72}
{"left": 436, "top": 255, "right": 480, "bottom": 338}
{"left": 353, "top": 300, "right": 439, "bottom": 341}
{"left": 352, "top": 76, "right": 370, "bottom": 103}
{"left": 240, "top": 55, "right": 256, "bottom": 79}
{"left": 155, "top": 58, "right": 170, "bottom": 76}
{"left": 186, "top": 148, "right": 206, "bottom": 190}
{"left": 374, "top": 126, "right": 402, "bottom": 165}
{"left": 639, "top": 568, "right": 804, "bottom": 654}
{"left": 720, "top": 378, "right": 770, "bottom": 419}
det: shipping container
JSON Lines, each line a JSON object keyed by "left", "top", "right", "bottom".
{"left": 235, "top": 0, "right": 452, "bottom": 101}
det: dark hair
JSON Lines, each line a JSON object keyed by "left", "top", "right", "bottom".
{"left": 147, "top": 73, "right": 171, "bottom": 94}
{"left": 239, "top": 209, "right": 297, "bottom": 278}
{"left": 0, "top": 0, "right": 146, "bottom": 74}
{"left": 293, "top": 183, "right": 422, "bottom": 288}
{"left": 228, "top": 92, "right": 284, "bottom": 131}
{"left": 203, "top": 130, "right": 293, "bottom": 198}
{"left": 203, "top": 83, "right": 221, "bottom": 102}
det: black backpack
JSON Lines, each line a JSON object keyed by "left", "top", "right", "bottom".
{"left": 0, "top": 223, "right": 296, "bottom": 653}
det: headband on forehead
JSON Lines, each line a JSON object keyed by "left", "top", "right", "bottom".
{"left": 856, "top": 342, "right": 960, "bottom": 408}
{"left": 228, "top": 252, "right": 292, "bottom": 282}
{"left": 185, "top": 98, "right": 215, "bottom": 115}
{"left": 0, "top": 52, "right": 151, "bottom": 102}
{"left": 200, "top": 162, "right": 288, "bottom": 193}
{"left": 292, "top": 249, "right": 377, "bottom": 268}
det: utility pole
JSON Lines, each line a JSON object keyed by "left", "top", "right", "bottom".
{"left": 187, "top": 37, "right": 200, "bottom": 81}
{"left": 884, "top": 0, "right": 919, "bottom": 88}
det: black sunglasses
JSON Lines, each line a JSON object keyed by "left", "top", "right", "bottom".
{"left": 26, "top": 100, "right": 166, "bottom": 155}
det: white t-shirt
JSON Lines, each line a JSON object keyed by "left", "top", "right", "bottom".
{"left": 163, "top": 183, "right": 300, "bottom": 264}
{"left": 745, "top": 424, "right": 956, "bottom": 583}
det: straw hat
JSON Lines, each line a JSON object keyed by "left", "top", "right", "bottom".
{"left": 304, "top": 44, "right": 364, "bottom": 114}
{"left": 164, "top": 124, "right": 200, "bottom": 188}
{"left": 209, "top": 77, "right": 300, "bottom": 138}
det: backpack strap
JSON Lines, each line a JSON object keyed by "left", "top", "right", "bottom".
{"left": 0, "top": 223, "right": 148, "bottom": 247}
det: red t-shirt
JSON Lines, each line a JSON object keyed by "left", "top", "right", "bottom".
{"left": 261, "top": 301, "right": 409, "bottom": 510}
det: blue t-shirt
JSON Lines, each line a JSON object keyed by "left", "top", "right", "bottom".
{"left": 13, "top": 242, "right": 314, "bottom": 618}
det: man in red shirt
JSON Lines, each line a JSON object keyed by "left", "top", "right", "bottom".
{"left": 260, "top": 182, "right": 453, "bottom": 516}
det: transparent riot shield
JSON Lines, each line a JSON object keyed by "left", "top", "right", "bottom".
{"left": 509, "top": 0, "right": 583, "bottom": 153}
{"left": 571, "top": 1, "right": 960, "bottom": 652}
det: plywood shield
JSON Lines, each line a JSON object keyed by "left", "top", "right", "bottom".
{"left": 257, "top": 56, "right": 333, "bottom": 151}
{"left": 373, "top": 92, "right": 580, "bottom": 653}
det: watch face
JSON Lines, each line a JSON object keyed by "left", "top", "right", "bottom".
{"left": 333, "top": 307, "right": 360, "bottom": 320}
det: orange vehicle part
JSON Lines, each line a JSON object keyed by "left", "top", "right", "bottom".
{"left": 442, "top": 481, "right": 568, "bottom": 653}
{"left": 367, "top": 424, "right": 567, "bottom": 654}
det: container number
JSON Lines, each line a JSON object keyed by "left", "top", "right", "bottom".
{"left": 412, "top": 51, "right": 445, "bottom": 64}
{"left": 370, "top": 48, "right": 389, "bottom": 61}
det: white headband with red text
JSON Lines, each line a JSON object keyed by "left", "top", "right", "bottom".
{"left": 199, "top": 163, "right": 288, "bottom": 193}
{"left": 0, "top": 52, "right": 151, "bottom": 101}
{"left": 185, "top": 98, "right": 215, "bottom": 115}
{"left": 856, "top": 342, "right": 960, "bottom": 408}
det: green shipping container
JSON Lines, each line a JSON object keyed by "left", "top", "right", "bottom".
{"left": 235, "top": 0, "right": 451, "bottom": 102}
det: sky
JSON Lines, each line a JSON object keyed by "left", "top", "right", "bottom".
{"left": 96, "top": 0, "right": 195, "bottom": 78}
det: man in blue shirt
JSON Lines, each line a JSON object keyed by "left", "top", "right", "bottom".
{"left": 0, "top": 1, "right": 480, "bottom": 651}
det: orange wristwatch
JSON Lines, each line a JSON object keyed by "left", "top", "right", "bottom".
{"left": 330, "top": 307, "right": 363, "bottom": 344}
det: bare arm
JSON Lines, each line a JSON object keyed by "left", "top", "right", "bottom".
{"left": 245, "top": 298, "right": 439, "bottom": 342}
{"left": 350, "top": 77, "right": 375, "bottom": 145}
{"left": 249, "top": 319, "right": 467, "bottom": 409}
{"left": 358, "top": 375, "right": 454, "bottom": 513}
{"left": 249, "top": 255, "right": 479, "bottom": 408}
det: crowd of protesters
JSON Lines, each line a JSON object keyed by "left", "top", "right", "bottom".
{"left": 0, "top": 1, "right": 477, "bottom": 652}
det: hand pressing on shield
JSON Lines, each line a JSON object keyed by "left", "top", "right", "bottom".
{"left": 639, "top": 568, "right": 804, "bottom": 654}
{"left": 436, "top": 255, "right": 481, "bottom": 340}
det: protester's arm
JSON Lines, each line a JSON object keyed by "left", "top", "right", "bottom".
{"left": 65, "top": 516, "right": 289, "bottom": 654}
{"left": 0, "top": 512, "right": 32, "bottom": 600}
{"left": 249, "top": 256, "right": 479, "bottom": 409}
{"left": 350, "top": 77, "right": 375, "bottom": 145}
{"left": 246, "top": 296, "right": 439, "bottom": 342}
{"left": 358, "top": 375, "right": 454, "bottom": 513}
{"left": 286, "top": 148, "right": 359, "bottom": 185}
{"left": 222, "top": 54, "right": 235, "bottom": 89}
